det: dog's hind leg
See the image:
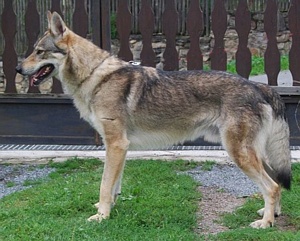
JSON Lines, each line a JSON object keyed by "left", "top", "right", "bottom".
{"left": 257, "top": 185, "right": 281, "bottom": 217}
{"left": 222, "top": 126, "right": 280, "bottom": 228}
{"left": 88, "top": 119, "right": 129, "bottom": 222}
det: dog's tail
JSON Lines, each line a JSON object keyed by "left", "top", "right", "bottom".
{"left": 264, "top": 116, "right": 291, "bottom": 190}
{"left": 259, "top": 86, "right": 291, "bottom": 190}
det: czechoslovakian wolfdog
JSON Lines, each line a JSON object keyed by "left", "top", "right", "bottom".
{"left": 16, "top": 11, "right": 291, "bottom": 229}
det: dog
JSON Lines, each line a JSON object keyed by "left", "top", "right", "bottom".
{"left": 16, "top": 11, "right": 291, "bottom": 229}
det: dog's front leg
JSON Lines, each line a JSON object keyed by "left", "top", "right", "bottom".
{"left": 88, "top": 119, "right": 129, "bottom": 222}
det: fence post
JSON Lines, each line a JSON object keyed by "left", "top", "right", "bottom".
{"left": 289, "top": 0, "right": 300, "bottom": 86}
{"left": 116, "top": 0, "right": 133, "bottom": 61}
{"left": 73, "top": 0, "right": 88, "bottom": 38}
{"left": 139, "top": 0, "right": 156, "bottom": 67}
{"left": 264, "top": 0, "right": 280, "bottom": 86}
{"left": 26, "top": 0, "right": 40, "bottom": 93}
{"left": 162, "top": 0, "right": 179, "bottom": 71}
{"left": 2, "top": 0, "right": 17, "bottom": 93}
{"left": 186, "top": 0, "right": 203, "bottom": 70}
{"left": 235, "top": 0, "right": 251, "bottom": 79}
{"left": 210, "top": 0, "right": 227, "bottom": 71}
{"left": 50, "top": 0, "right": 64, "bottom": 93}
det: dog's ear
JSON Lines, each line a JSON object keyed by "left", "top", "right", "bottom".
{"left": 49, "top": 11, "right": 66, "bottom": 37}
{"left": 47, "top": 11, "right": 52, "bottom": 29}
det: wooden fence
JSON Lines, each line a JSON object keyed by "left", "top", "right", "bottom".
{"left": 0, "top": 0, "right": 299, "bottom": 95}
{"left": 0, "top": 0, "right": 292, "bottom": 56}
{"left": 111, "top": 0, "right": 291, "bottom": 34}
{"left": 0, "top": 0, "right": 300, "bottom": 145}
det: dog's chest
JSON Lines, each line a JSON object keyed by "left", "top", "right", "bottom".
{"left": 72, "top": 93, "right": 93, "bottom": 123}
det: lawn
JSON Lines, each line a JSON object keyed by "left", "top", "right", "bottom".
{"left": 0, "top": 159, "right": 299, "bottom": 241}
{"left": 204, "top": 55, "right": 289, "bottom": 76}
{"left": 226, "top": 55, "right": 289, "bottom": 76}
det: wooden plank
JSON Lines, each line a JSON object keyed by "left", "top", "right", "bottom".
{"left": 91, "top": 1, "right": 101, "bottom": 47}
{"left": 101, "top": 0, "right": 111, "bottom": 51}
{"left": 91, "top": 0, "right": 111, "bottom": 52}
{"left": 1, "top": 0, "right": 17, "bottom": 93}
{"left": 210, "top": 0, "right": 227, "bottom": 71}
{"left": 139, "top": 0, "right": 156, "bottom": 67}
{"left": 235, "top": 0, "right": 251, "bottom": 79}
{"left": 0, "top": 99, "right": 95, "bottom": 145}
{"left": 288, "top": 0, "right": 300, "bottom": 86}
{"left": 186, "top": 0, "right": 203, "bottom": 70}
{"left": 264, "top": 0, "right": 280, "bottom": 86}
{"left": 162, "top": 0, "right": 179, "bottom": 71}
{"left": 73, "top": 0, "right": 88, "bottom": 38}
{"left": 116, "top": 0, "right": 133, "bottom": 61}
{"left": 50, "top": 0, "right": 63, "bottom": 17}
{"left": 26, "top": 0, "right": 41, "bottom": 94}
{"left": 272, "top": 87, "right": 300, "bottom": 96}
{"left": 50, "top": 0, "right": 64, "bottom": 93}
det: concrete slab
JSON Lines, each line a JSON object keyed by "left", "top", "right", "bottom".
{"left": 249, "top": 70, "right": 293, "bottom": 86}
{"left": 0, "top": 150, "right": 299, "bottom": 165}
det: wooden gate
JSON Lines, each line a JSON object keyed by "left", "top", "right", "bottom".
{"left": 1, "top": 0, "right": 300, "bottom": 146}
{"left": 0, "top": 0, "right": 110, "bottom": 145}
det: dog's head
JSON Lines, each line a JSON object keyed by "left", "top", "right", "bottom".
{"left": 16, "top": 11, "right": 69, "bottom": 86}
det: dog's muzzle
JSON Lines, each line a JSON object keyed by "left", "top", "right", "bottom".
{"left": 15, "top": 64, "right": 23, "bottom": 75}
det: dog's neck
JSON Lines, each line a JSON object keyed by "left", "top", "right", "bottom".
{"left": 59, "top": 31, "right": 111, "bottom": 87}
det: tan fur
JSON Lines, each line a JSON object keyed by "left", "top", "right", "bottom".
{"left": 16, "top": 11, "right": 292, "bottom": 228}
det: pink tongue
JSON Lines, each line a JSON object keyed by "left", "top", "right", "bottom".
{"left": 30, "top": 76, "right": 35, "bottom": 86}
{"left": 30, "top": 67, "right": 47, "bottom": 86}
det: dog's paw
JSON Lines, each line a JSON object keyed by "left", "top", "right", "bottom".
{"left": 87, "top": 213, "right": 106, "bottom": 222}
{"left": 250, "top": 219, "right": 273, "bottom": 229}
{"left": 94, "top": 202, "right": 100, "bottom": 209}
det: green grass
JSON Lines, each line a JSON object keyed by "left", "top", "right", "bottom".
{"left": 200, "top": 160, "right": 216, "bottom": 171}
{"left": 204, "top": 55, "right": 289, "bottom": 76}
{"left": 5, "top": 181, "right": 15, "bottom": 188}
{"left": 0, "top": 159, "right": 299, "bottom": 241}
{"left": 226, "top": 55, "right": 289, "bottom": 76}
{"left": 0, "top": 159, "right": 200, "bottom": 241}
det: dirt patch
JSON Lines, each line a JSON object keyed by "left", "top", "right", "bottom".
{"left": 196, "top": 186, "right": 246, "bottom": 235}
{"left": 196, "top": 187, "right": 297, "bottom": 236}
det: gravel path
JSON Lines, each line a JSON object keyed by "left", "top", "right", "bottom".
{"left": 0, "top": 162, "right": 259, "bottom": 200}
{"left": 186, "top": 163, "right": 259, "bottom": 197}
{"left": 0, "top": 165, "right": 55, "bottom": 199}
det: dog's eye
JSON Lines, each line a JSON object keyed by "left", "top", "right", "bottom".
{"left": 36, "top": 50, "right": 44, "bottom": 55}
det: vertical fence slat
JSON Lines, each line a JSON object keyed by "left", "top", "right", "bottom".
{"left": 186, "top": 0, "right": 203, "bottom": 70}
{"left": 210, "top": 0, "right": 227, "bottom": 71}
{"left": 288, "top": 0, "right": 300, "bottom": 86}
{"left": 116, "top": 0, "right": 133, "bottom": 61}
{"left": 2, "top": 0, "right": 17, "bottom": 93}
{"left": 264, "top": 0, "right": 280, "bottom": 86}
{"left": 235, "top": 0, "right": 251, "bottom": 79}
{"left": 139, "top": 0, "right": 155, "bottom": 67}
{"left": 91, "top": 0, "right": 111, "bottom": 51}
{"left": 50, "top": 0, "right": 63, "bottom": 93}
{"left": 51, "top": 0, "right": 63, "bottom": 17}
{"left": 162, "top": 0, "right": 179, "bottom": 71}
{"left": 100, "top": 0, "right": 111, "bottom": 51}
{"left": 73, "top": 0, "right": 88, "bottom": 38}
{"left": 26, "top": 0, "right": 40, "bottom": 93}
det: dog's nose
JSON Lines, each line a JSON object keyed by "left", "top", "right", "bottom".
{"left": 15, "top": 64, "right": 23, "bottom": 74}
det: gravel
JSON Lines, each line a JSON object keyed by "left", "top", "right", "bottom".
{"left": 0, "top": 162, "right": 259, "bottom": 200}
{"left": 0, "top": 165, "right": 55, "bottom": 199}
{"left": 186, "top": 163, "right": 259, "bottom": 197}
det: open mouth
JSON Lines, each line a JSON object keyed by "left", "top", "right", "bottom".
{"left": 30, "top": 64, "right": 55, "bottom": 86}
